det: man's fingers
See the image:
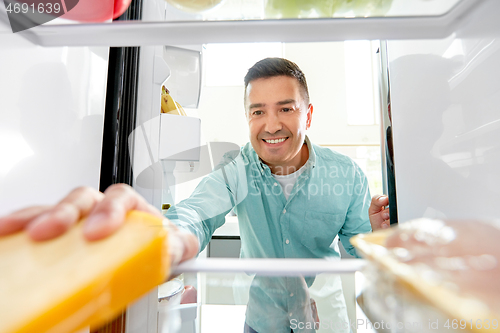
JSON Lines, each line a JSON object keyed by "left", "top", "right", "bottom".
{"left": 26, "top": 187, "right": 104, "bottom": 241}
{"left": 369, "top": 195, "right": 389, "bottom": 231}
{"left": 60, "top": 186, "right": 106, "bottom": 217}
{"left": 368, "top": 195, "right": 389, "bottom": 215}
{"left": 83, "top": 184, "right": 163, "bottom": 241}
{"left": 0, "top": 185, "right": 170, "bottom": 246}
{"left": 0, "top": 205, "right": 52, "bottom": 236}
{"left": 27, "top": 203, "right": 80, "bottom": 241}
{"left": 369, "top": 207, "right": 390, "bottom": 231}
{"left": 0, "top": 186, "right": 104, "bottom": 241}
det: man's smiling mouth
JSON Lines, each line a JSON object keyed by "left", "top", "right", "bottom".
{"left": 263, "top": 138, "right": 287, "bottom": 144}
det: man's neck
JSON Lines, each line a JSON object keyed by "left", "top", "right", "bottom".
{"left": 268, "top": 143, "right": 309, "bottom": 175}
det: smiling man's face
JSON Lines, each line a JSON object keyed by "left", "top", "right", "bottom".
{"left": 245, "top": 75, "right": 313, "bottom": 175}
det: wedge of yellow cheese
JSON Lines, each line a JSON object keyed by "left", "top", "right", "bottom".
{"left": 0, "top": 210, "right": 169, "bottom": 333}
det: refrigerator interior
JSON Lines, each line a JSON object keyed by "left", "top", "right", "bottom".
{"left": 1, "top": 0, "right": 500, "bottom": 332}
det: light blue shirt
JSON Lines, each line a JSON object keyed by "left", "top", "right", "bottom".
{"left": 166, "top": 136, "right": 371, "bottom": 259}
{"left": 165, "top": 136, "right": 372, "bottom": 332}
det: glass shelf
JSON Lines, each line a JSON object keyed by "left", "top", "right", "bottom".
{"left": 167, "top": 0, "right": 464, "bottom": 22}
{"left": 159, "top": 258, "right": 368, "bottom": 333}
{"left": 0, "top": 0, "right": 482, "bottom": 47}
{"left": 172, "top": 258, "right": 367, "bottom": 276}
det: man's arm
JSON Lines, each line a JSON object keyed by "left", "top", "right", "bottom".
{"left": 338, "top": 164, "right": 373, "bottom": 257}
{"left": 165, "top": 151, "right": 243, "bottom": 253}
{"left": 0, "top": 184, "right": 198, "bottom": 267}
{"left": 165, "top": 174, "right": 235, "bottom": 253}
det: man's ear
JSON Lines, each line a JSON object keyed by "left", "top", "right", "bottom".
{"left": 306, "top": 104, "right": 313, "bottom": 129}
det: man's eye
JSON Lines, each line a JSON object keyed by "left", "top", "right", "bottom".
{"left": 253, "top": 110, "right": 263, "bottom": 116}
{"left": 282, "top": 108, "right": 291, "bottom": 112}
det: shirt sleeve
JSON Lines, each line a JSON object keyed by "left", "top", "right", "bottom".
{"left": 164, "top": 150, "right": 244, "bottom": 252}
{"left": 338, "top": 162, "right": 372, "bottom": 257}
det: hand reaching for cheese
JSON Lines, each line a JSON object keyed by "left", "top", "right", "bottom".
{"left": 0, "top": 185, "right": 199, "bottom": 333}
{"left": 0, "top": 184, "right": 198, "bottom": 267}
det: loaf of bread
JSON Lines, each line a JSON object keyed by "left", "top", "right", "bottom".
{"left": 0, "top": 210, "right": 170, "bottom": 333}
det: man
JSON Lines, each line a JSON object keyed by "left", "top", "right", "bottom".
{"left": 164, "top": 58, "right": 388, "bottom": 332}
{"left": 0, "top": 58, "right": 390, "bottom": 331}
{"left": 168, "top": 58, "right": 382, "bottom": 256}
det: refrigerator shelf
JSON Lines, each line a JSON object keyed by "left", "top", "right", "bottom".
{"left": 172, "top": 258, "right": 367, "bottom": 276}
{"left": 0, "top": 0, "right": 483, "bottom": 47}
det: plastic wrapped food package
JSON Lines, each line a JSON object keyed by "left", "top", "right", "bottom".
{"left": 165, "top": 0, "right": 225, "bottom": 13}
{"left": 264, "top": 0, "right": 393, "bottom": 19}
{"left": 351, "top": 218, "right": 500, "bottom": 332}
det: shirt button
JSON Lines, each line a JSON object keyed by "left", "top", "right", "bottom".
{"left": 285, "top": 239, "right": 290, "bottom": 244}
{"left": 283, "top": 208, "right": 286, "bottom": 214}
{"left": 274, "top": 182, "right": 278, "bottom": 186}
{"left": 289, "top": 313, "right": 293, "bottom": 317}
{"left": 290, "top": 293, "right": 294, "bottom": 297}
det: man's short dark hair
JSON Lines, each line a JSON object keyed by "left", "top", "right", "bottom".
{"left": 244, "top": 58, "right": 309, "bottom": 104}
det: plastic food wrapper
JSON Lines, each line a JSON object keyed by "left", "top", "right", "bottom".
{"left": 351, "top": 218, "right": 500, "bottom": 332}
{"left": 264, "top": 0, "right": 393, "bottom": 19}
{"left": 0, "top": 210, "right": 170, "bottom": 333}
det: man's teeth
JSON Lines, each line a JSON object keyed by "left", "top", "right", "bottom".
{"left": 264, "top": 138, "right": 286, "bottom": 144}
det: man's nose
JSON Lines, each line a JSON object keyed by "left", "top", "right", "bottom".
{"left": 264, "top": 113, "right": 282, "bottom": 134}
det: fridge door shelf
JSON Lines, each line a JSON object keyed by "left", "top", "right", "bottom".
{"left": 159, "top": 113, "right": 201, "bottom": 162}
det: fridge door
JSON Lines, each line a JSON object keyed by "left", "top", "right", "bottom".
{"left": 387, "top": 0, "right": 500, "bottom": 222}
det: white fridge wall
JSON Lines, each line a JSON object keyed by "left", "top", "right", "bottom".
{"left": 388, "top": 0, "right": 500, "bottom": 222}
{"left": 0, "top": 32, "right": 108, "bottom": 215}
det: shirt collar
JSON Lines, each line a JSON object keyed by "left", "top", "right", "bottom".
{"left": 304, "top": 135, "right": 316, "bottom": 169}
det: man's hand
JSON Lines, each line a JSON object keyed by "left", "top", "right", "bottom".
{"left": 0, "top": 184, "right": 198, "bottom": 266}
{"left": 369, "top": 194, "right": 390, "bottom": 231}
